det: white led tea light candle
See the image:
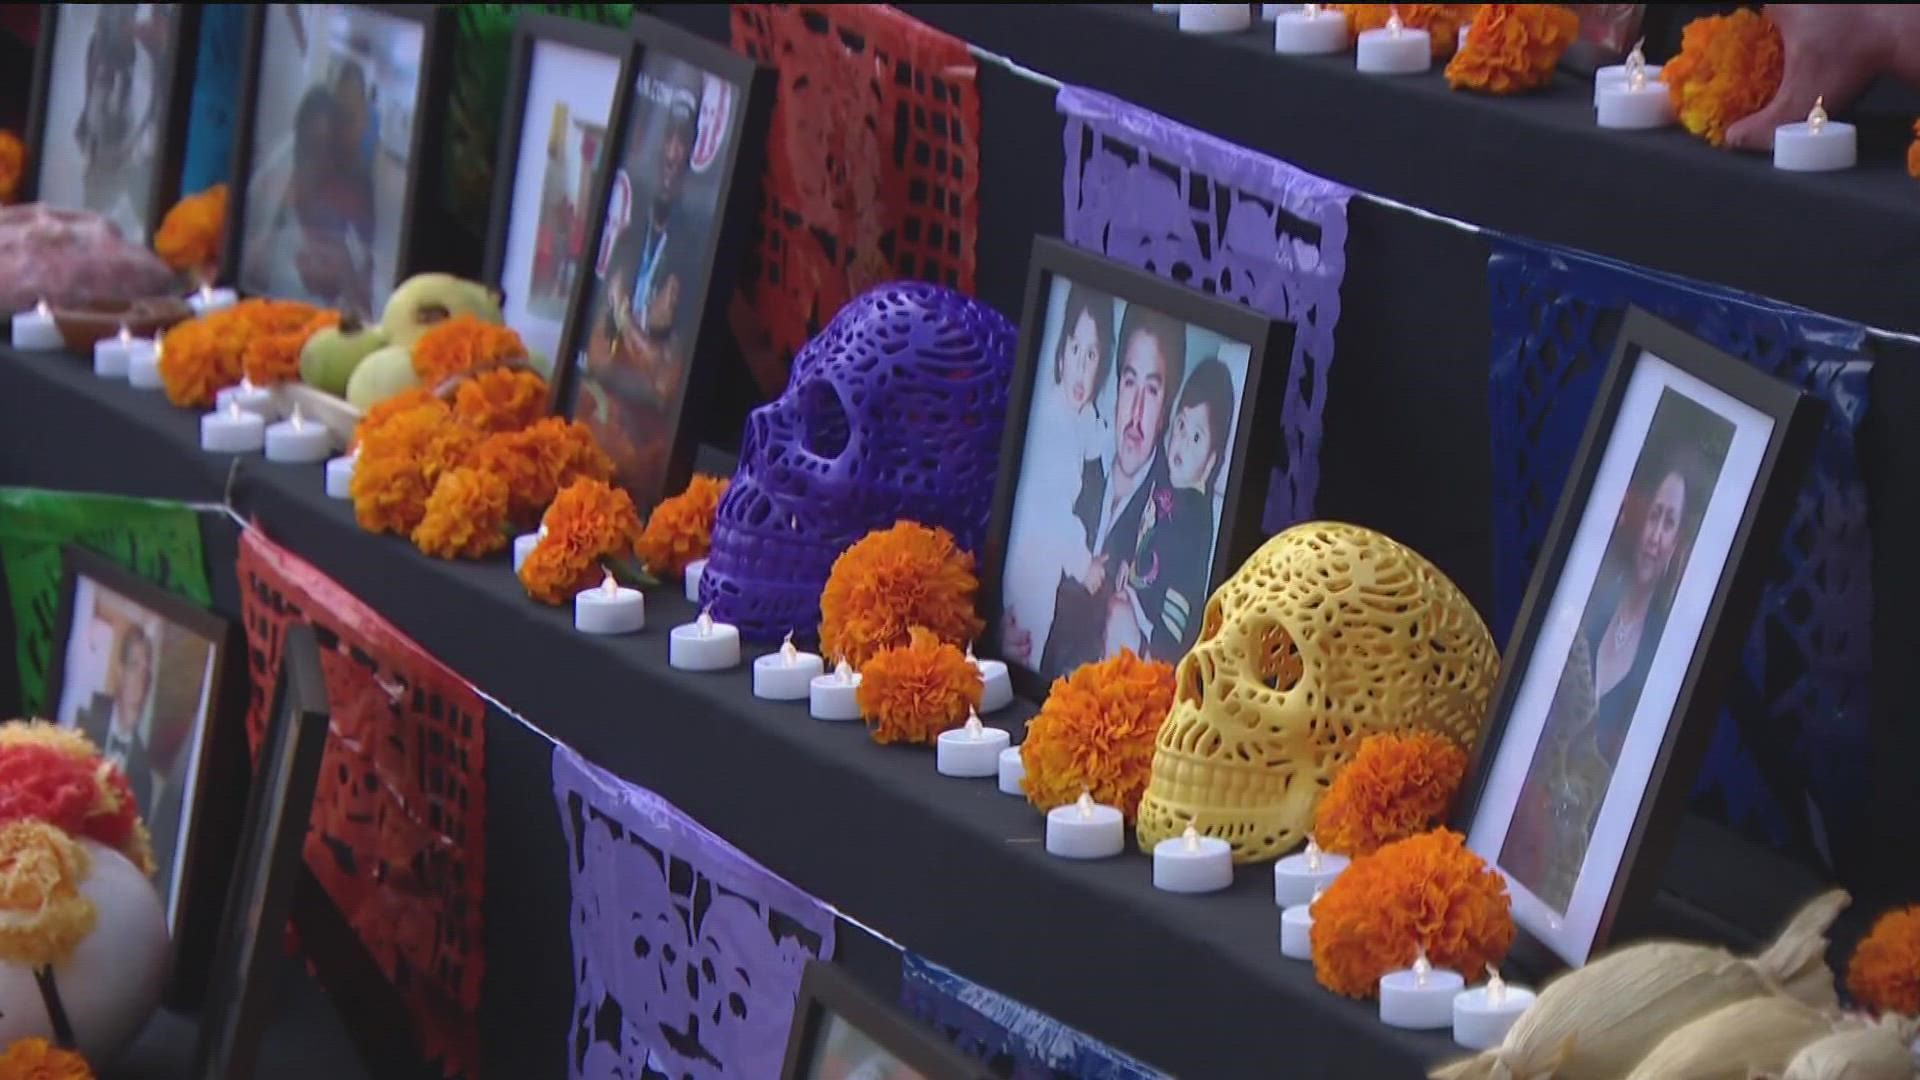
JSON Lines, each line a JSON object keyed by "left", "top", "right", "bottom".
{"left": 809, "top": 657, "right": 862, "bottom": 721}
{"left": 753, "top": 633, "right": 823, "bottom": 700}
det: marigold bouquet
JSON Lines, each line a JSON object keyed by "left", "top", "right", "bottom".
{"left": 1662, "top": 9, "right": 1785, "bottom": 147}
{"left": 152, "top": 184, "right": 227, "bottom": 280}
{"left": 635, "top": 474, "right": 729, "bottom": 578}
{"left": 1446, "top": 4, "right": 1579, "bottom": 94}
{"left": 518, "top": 478, "right": 646, "bottom": 604}
{"left": 818, "top": 522, "right": 984, "bottom": 669}
{"left": 1847, "top": 904, "right": 1920, "bottom": 1015}
{"left": 1021, "top": 650, "right": 1174, "bottom": 822}
{"left": 857, "top": 627, "right": 982, "bottom": 745}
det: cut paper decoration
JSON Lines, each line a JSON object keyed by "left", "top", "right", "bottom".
{"left": 1057, "top": 85, "right": 1351, "bottom": 533}
{"left": 554, "top": 746, "right": 837, "bottom": 1079}
{"left": 0, "top": 487, "right": 211, "bottom": 715}
{"left": 729, "top": 4, "right": 981, "bottom": 396}
{"left": 899, "top": 953, "right": 1168, "bottom": 1080}
{"left": 236, "top": 527, "right": 485, "bottom": 1077}
{"left": 1486, "top": 238, "right": 1873, "bottom": 881}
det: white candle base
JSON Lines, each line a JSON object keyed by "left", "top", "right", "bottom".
{"left": 1453, "top": 982, "right": 1535, "bottom": 1050}
{"left": 188, "top": 286, "right": 238, "bottom": 316}
{"left": 216, "top": 381, "right": 279, "bottom": 419}
{"left": 1179, "top": 4, "right": 1251, "bottom": 34}
{"left": 1774, "top": 120, "right": 1857, "bottom": 172}
{"left": 1152, "top": 829, "right": 1234, "bottom": 893}
{"left": 1593, "top": 63, "right": 1662, "bottom": 105}
{"left": 512, "top": 531, "right": 544, "bottom": 573}
{"left": 200, "top": 408, "right": 266, "bottom": 454}
{"left": 1380, "top": 963, "right": 1465, "bottom": 1030}
{"left": 753, "top": 646, "right": 824, "bottom": 700}
{"left": 1356, "top": 27, "right": 1430, "bottom": 74}
{"left": 1458, "top": 22, "right": 1468, "bottom": 53}
{"left": 936, "top": 719, "right": 1010, "bottom": 778}
{"left": 975, "top": 658, "right": 1013, "bottom": 713}
{"left": 1273, "top": 845, "right": 1348, "bottom": 907}
{"left": 1596, "top": 84, "right": 1676, "bottom": 129}
{"left": 265, "top": 417, "right": 334, "bottom": 464}
{"left": 1273, "top": 9, "right": 1348, "bottom": 54}
{"left": 10, "top": 306, "right": 60, "bottom": 351}
{"left": 809, "top": 666, "right": 862, "bottom": 721}
{"left": 325, "top": 455, "right": 356, "bottom": 499}
{"left": 93, "top": 334, "right": 133, "bottom": 377}
{"left": 575, "top": 583, "right": 645, "bottom": 634}
{"left": 684, "top": 558, "right": 706, "bottom": 604}
{"left": 670, "top": 618, "right": 742, "bottom": 671}
{"left": 997, "top": 746, "right": 1025, "bottom": 796}
{"left": 1280, "top": 903, "right": 1314, "bottom": 959}
{"left": 127, "top": 348, "right": 164, "bottom": 390}
{"left": 1045, "top": 797, "right": 1125, "bottom": 859}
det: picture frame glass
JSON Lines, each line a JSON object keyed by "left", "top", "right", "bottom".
{"left": 1467, "top": 351, "right": 1774, "bottom": 964}
{"left": 497, "top": 36, "right": 622, "bottom": 368}
{"left": 804, "top": 1012, "right": 934, "bottom": 1080}
{"left": 34, "top": 3, "right": 185, "bottom": 244}
{"left": 51, "top": 570, "right": 220, "bottom": 932}
{"left": 563, "top": 50, "right": 743, "bottom": 513}
{"left": 998, "top": 271, "right": 1254, "bottom": 685}
{"left": 236, "top": 4, "right": 427, "bottom": 314}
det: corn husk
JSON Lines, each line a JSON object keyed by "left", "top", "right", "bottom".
{"left": 1431, "top": 890, "right": 1849, "bottom": 1080}
{"left": 1780, "top": 1014, "right": 1920, "bottom": 1080}
{"left": 1623, "top": 995, "right": 1837, "bottom": 1080}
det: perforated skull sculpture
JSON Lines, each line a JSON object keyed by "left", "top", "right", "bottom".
{"left": 1135, "top": 522, "right": 1500, "bottom": 863}
{"left": 701, "top": 282, "right": 1016, "bottom": 642}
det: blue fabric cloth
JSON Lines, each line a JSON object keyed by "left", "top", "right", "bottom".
{"left": 899, "top": 954, "right": 1167, "bottom": 1080}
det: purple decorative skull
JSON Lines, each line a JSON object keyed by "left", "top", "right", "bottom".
{"left": 701, "top": 282, "right": 1016, "bottom": 642}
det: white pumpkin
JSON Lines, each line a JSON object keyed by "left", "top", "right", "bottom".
{"left": 0, "top": 841, "right": 169, "bottom": 1064}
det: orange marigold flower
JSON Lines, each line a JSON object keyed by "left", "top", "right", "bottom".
{"left": 242, "top": 309, "right": 338, "bottom": 386}
{"left": 1445, "top": 4, "right": 1578, "bottom": 94}
{"left": 0, "top": 130, "right": 23, "bottom": 206}
{"left": 819, "top": 522, "right": 985, "bottom": 669}
{"left": 1023, "top": 650, "right": 1173, "bottom": 822}
{"left": 353, "top": 388, "right": 442, "bottom": 449}
{"left": 0, "top": 820, "right": 95, "bottom": 969}
{"left": 0, "top": 1036, "right": 94, "bottom": 1080}
{"left": 350, "top": 402, "right": 450, "bottom": 535}
{"left": 412, "top": 467, "right": 512, "bottom": 560}
{"left": 1847, "top": 905, "right": 1920, "bottom": 1015}
{"left": 1314, "top": 731, "right": 1468, "bottom": 857}
{"left": 518, "top": 478, "right": 642, "bottom": 604}
{"left": 1662, "top": 9, "right": 1784, "bottom": 147}
{"left": 1908, "top": 120, "right": 1920, "bottom": 181}
{"left": 153, "top": 183, "right": 228, "bottom": 278}
{"left": 452, "top": 367, "right": 549, "bottom": 434}
{"left": 412, "top": 315, "right": 526, "bottom": 387}
{"left": 1310, "top": 829, "right": 1513, "bottom": 999}
{"left": 469, "top": 417, "right": 614, "bottom": 528}
{"left": 636, "top": 474, "right": 729, "bottom": 578}
{"left": 857, "top": 627, "right": 983, "bottom": 746}
{"left": 0, "top": 720, "right": 154, "bottom": 877}
{"left": 1332, "top": 4, "right": 1478, "bottom": 59}
{"left": 158, "top": 299, "right": 323, "bottom": 407}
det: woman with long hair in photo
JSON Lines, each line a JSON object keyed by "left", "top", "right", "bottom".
{"left": 247, "top": 78, "right": 377, "bottom": 314}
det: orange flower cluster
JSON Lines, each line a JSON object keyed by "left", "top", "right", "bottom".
{"left": 350, "top": 396, "right": 453, "bottom": 535}
{"left": 412, "top": 315, "right": 528, "bottom": 387}
{"left": 0, "top": 819, "right": 95, "bottom": 969}
{"left": 1908, "top": 120, "right": 1920, "bottom": 181}
{"left": 452, "top": 367, "right": 550, "bottom": 434}
{"left": 153, "top": 183, "right": 228, "bottom": 278}
{"left": 1021, "top": 650, "right": 1174, "bottom": 821}
{"left": 414, "top": 467, "right": 512, "bottom": 560}
{"left": 636, "top": 474, "right": 729, "bottom": 578}
{"left": 0, "top": 720, "right": 154, "bottom": 875}
{"left": 468, "top": 417, "right": 612, "bottom": 528}
{"left": 1310, "top": 829, "right": 1513, "bottom": 999}
{"left": 242, "top": 309, "right": 339, "bottom": 386}
{"left": 1445, "top": 4, "right": 1579, "bottom": 94}
{"left": 1333, "top": 4, "right": 1478, "bottom": 58}
{"left": 158, "top": 299, "right": 322, "bottom": 407}
{"left": 1662, "top": 9, "right": 1784, "bottom": 147}
{"left": 518, "top": 478, "right": 643, "bottom": 604}
{"left": 819, "top": 522, "right": 985, "bottom": 668}
{"left": 1313, "top": 731, "right": 1468, "bottom": 857}
{"left": 1847, "top": 905, "right": 1920, "bottom": 1015}
{"left": 0, "top": 131, "right": 22, "bottom": 206}
{"left": 0, "top": 1036, "right": 93, "bottom": 1080}
{"left": 856, "top": 627, "right": 982, "bottom": 745}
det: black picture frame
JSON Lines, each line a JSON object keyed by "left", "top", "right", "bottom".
{"left": 192, "top": 622, "right": 332, "bottom": 1080}
{"left": 1450, "top": 307, "right": 1823, "bottom": 974}
{"left": 22, "top": 3, "right": 202, "bottom": 246}
{"left": 980, "top": 236, "right": 1294, "bottom": 703}
{"left": 780, "top": 961, "right": 991, "bottom": 1080}
{"left": 41, "top": 546, "right": 249, "bottom": 1009}
{"left": 549, "top": 11, "right": 774, "bottom": 514}
{"left": 221, "top": 3, "right": 454, "bottom": 315}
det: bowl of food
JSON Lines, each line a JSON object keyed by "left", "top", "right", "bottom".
{"left": 52, "top": 296, "right": 195, "bottom": 351}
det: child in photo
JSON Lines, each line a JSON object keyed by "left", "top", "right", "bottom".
{"left": 1106, "top": 357, "right": 1234, "bottom": 662}
{"left": 1004, "top": 283, "right": 1113, "bottom": 664}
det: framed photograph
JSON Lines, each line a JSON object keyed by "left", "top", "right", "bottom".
{"left": 553, "top": 12, "right": 773, "bottom": 515}
{"left": 780, "top": 961, "right": 990, "bottom": 1080}
{"left": 192, "top": 623, "right": 331, "bottom": 1080}
{"left": 42, "top": 545, "right": 248, "bottom": 1005}
{"left": 23, "top": 3, "right": 201, "bottom": 245}
{"left": 481, "top": 13, "right": 627, "bottom": 373}
{"left": 224, "top": 3, "right": 453, "bottom": 317}
{"left": 1454, "top": 308, "right": 1822, "bottom": 970}
{"left": 982, "top": 237, "right": 1292, "bottom": 700}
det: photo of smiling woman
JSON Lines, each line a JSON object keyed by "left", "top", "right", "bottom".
{"left": 1499, "top": 387, "right": 1735, "bottom": 913}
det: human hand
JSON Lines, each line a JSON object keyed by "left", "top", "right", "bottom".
{"left": 1081, "top": 554, "right": 1109, "bottom": 593}
{"left": 1723, "top": 5, "right": 1903, "bottom": 151}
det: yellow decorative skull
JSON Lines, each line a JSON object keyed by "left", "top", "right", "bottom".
{"left": 1135, "top": 522, "right": 1499, "bottom": 863}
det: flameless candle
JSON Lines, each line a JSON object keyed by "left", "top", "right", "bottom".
{"left": 1046, "top": 793, "right": 1125, "bottom": 859}
{"left": 1279, "top": 889, "right": 1321, "bottom": 959}
{"left": 1774, "top": 96, "right": 1856, "bottom": 172}
{"left": 513, "top": 525, "right": 547, "bottom": 573}
{"left": 1273, "top": 836, "right": 1348, "bottom": 907}
{"left": 575, "top": 571, "right": 645, "bottom": 635}
{"left": 968, "top": 645, "right": 1013, "bottom": 713}
{"left": 753, "top": 633, "right": 824, "bottom": 700}
{"left": 997, "top": 746, "right": 1025, "bottom": 795}
{"left": 93, "top": 326, "right": 134, "bottom": 377}
{"left": 809, "top": 657, "right": 862, "bottom": 721}
{"left": 1593, "top": 42, "right": 1661, "bottom": 105}
{"left": 683, "top": 557, "right": 707, "bottom": 604}
{"left": 216, "top": 377, "right": 278, "bottom": 418}
{"left": 188, "top": 283, "right": 238, "bottom": 316}
{"left": 1380, "top": 949, "right": 1465, "bottom": 1030}
{"left": 326, "top": 451, "right": 357, "bottom": 499}
{"left": 200, "top": 400, "right": 266, "bottom": 454}
{"left": 1595, "top": 48, "right": 1674, "bottom": 129}
{"left": 1356, "top": 10, "right": 1430, "bottom": 74}
{"left": 1179, "top": 3, "right": 1251, "bottom": 33}
{"left": 1152, "top": 825, "right": 1234, "bottom": 894}
{"left": 1273, "top": 3, "right": 1348, "bottom": 54}
{"left": 1452, "top": 966, "right": 1535, "bottom": 1050}
{"left": 936, "top": 712, "right": 1010, "bottom": 778}
{"left": 128, "top": 335, "right": 164, "bottom": 389}
{"left": 265, "top": 406, "right": 333, "bottom": 464}
{"left": 10, "top": 300, "right": 60, "bottom": 350}
{"left": 670, "top": 609, "right": 743, "bottom": 671}
{"left": 1457, "top": 22, "right": 1468, "bottom": 53}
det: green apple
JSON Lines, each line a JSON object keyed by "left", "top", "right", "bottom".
{"left": 299, "top": 316, "right": 389, "bottom": 397}
{"left": 380, "top": 273, "right": 505, "bottom": 350}
{"left": 345, "top": 344, "right": 422, "bottom": 411}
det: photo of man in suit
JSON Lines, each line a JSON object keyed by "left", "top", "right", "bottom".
{"left": 78, "top": 621, "right": 157, "bottom": 814}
